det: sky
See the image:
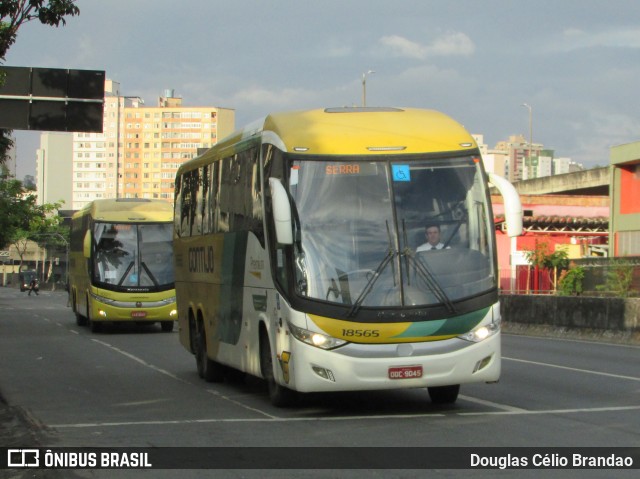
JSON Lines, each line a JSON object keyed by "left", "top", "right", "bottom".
{"left": 5, "top": 0, "right": 640, "bottom": 179}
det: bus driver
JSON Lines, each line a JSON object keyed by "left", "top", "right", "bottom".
{"left": 416, "top": 224, "right": 449, "bottom": 252}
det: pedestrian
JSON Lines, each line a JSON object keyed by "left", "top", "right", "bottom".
{"left": 28, "top": 278, "right": 39, "bottom": 296}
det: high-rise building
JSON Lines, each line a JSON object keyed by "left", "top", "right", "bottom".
{"left": 4, "top": 134, "right": 17, "bottom": 178}
{"left": 472, "top": 134, "right": 508, "bottom": 177}
{"left": 493, "top": 134, "right": 544, "bottom": 182}
{"left": 71, "top": 80, "right": 235, "bottom": 209}
{"left": 36, "top": 132, "right": 73, "bottom": 207}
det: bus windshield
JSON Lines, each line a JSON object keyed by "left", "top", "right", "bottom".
{"left": 286, "top": 155, "right": 495, "bottom": 310}
{"left": 92, "top": 222, "right": 174, "bottom": 291}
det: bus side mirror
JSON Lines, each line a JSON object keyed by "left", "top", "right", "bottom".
{"left": 269, "top": 177, "right": 293, "bottom": 245}
{"left": 83, "top": 231, "right": 92, "bottom": 258}
{"left": 487, "top": 172, "right": 523, "bottom": 237}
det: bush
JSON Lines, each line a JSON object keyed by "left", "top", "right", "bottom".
{"left": 558, "top": 264, "right": 584, "bottom": 296}
{"left": 596, "top": 261, "right": 636, "bottom": 298}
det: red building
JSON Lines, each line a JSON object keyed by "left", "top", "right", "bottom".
{"left": 492, "top": 194, "right": 609, "bottom": 292}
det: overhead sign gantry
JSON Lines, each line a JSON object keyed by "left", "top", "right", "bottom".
{"left": 0, "top": 66, "right": 105, "bottom": 133}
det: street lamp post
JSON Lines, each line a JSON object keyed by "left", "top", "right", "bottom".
{"left": 521, "top": 103, "right": 533, "bottom": 172}
{"left": 362, "top": 70, "right": 375, "bottom": 107}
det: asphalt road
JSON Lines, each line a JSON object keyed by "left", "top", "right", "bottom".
{"left": 1, "top": 287, "right": 639, "bottom": 478}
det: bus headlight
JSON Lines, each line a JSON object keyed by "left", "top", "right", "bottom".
{"left": 458, "top": 320, "right": 500, "bottom": 343}
{"left": 288, "top": 322, "right": 347, "bottom": 350}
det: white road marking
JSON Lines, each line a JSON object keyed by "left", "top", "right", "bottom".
{"left": 90, "top": 338, "right": 276, "bottom": 420}
{"left": 44, "top": 318, "right": 640, "bottom": 431}
{"left": 504, "top": 356, "right": 640, "bottom": 382}
{"left": 459, "top": 404, "right": 640, "bottom": 416}
{"left": 458, "top": 395, "right": 527, "bottom": 412}
{"left": 50, "top": 404, "right": 640, "bottom": 429}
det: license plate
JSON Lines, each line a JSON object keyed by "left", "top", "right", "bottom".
{"left": 131, "top": 311, "right": 147, "bottom": 318}
{"left": 389, "top": 365, "right": 423, "bottom": 380}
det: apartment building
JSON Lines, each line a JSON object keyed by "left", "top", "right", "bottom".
{"left": 36, "top": 132, "right": 73, "bottom": 207}
{"left": 493, "top": 134, "right": 544, "bottom": 183}
{"left": 472, "top": 134, "right": 508, "bottom": 177}
{"left": 71, "top": 80, "right": 234, "bottom": 209}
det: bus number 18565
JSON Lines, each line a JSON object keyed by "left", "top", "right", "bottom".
{"left": 341, "top": 329, "right": 380, "bottom": 338}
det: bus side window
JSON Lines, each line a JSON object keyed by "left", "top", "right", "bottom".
{"left": 207, "top": 162, "right": 219, "bottom": 234}
{"left": 263, "top": 146, "right": 290, "bottom": 290}
{"left": 174, "top": 175, "right": 182, "bottom": 237}
{"left": 178, "top": 169, "right": 199, "bottom": 237}
{"left": 250, "top": 147, "right": 264, "bottom": 245}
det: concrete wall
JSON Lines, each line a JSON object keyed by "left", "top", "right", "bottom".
{"left": 500, "top": 295, "right": 640, "bottom": 333}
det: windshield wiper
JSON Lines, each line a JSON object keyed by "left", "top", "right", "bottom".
{"left": 347, "top": 220, "right": 397, "bottom": 317}
{"left": 402, "top": 248, "right": 456, "bottom": 314}
{"left": 347, "top": 248, "right": 396, "bottom": 318}
{"left": 117, "top": 261, "right": 135, "bottom": 287}
{"left": 140, "top": 262, "right": 159, "bottom": 287}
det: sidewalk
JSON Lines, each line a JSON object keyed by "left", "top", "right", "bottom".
{"left": 0, "top": 393, "right": 44, "bottom": 447}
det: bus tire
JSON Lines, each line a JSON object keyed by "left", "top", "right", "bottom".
{"left": 428, "top": 384, "right": 460, "bottom": 404}
{"left": 160, "top": 321, "right": 174, "bottom": 332}
{"left": 196, "top": 323, "right": 224, "bottom": 383}
{"left": 259, "top": 330, "right": 296, "bottom": 407}
{"left": 87, "top": 297, "right": 102, "bottom": 333}
{"left": 74, "top": 292, "right": 88, "bottom": 326}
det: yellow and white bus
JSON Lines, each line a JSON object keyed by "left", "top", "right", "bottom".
{"left": 69, "top": 198, "right": 177, "bottom": 333}
{"left": 173, "top": 107, "right": 522, "bottom": 406}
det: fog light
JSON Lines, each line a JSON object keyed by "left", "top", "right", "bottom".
{"left": 170, "top": 309, "right": 177, "bottom": 318}
{"left": 473, "top": 355, "right": 493, "bottom": 373}
{"left": 98, "top": 310, "right": 107, "bottom": 318}
{"left": 312, "top": 366, "right": 335, "bottom": 382}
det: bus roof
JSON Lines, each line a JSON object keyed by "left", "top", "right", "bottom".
{"left": 263, "top": 107, "right": 477, "bottom": 155}
{"left": 72, "top": 198, "right": 173, "bottom": 223}
{"left": 179, "top": 107, "right": 478, "bottom": 173}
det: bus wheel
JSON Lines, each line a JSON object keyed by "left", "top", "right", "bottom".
{"left": 74, "top": 293, "right": 87, "bottom": 326}
{"left": 87, "top": 299, "right": 102, "bottom": 333}
{"left": 428, "top": 385, "right": 460, "bottom": 404}
{"left": 259, "top": 331, "right": 296, "bottom": 407}
{"left": 160, "top": 321, "right": 174, "bottom": 332}
{"left": 196, "top": 325, "right": 224, "bottom": 383}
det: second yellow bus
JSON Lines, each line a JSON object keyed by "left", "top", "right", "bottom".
{"left": 69, "top": 198, "right": 177, "bottom": 333}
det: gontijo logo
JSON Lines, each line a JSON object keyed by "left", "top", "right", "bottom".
{"left": 188, "top": 246, "right": 214, "bottom": 273}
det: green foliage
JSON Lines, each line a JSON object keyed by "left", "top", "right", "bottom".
{"left": 0, "top": 129, "right": 13, "bottom": 165}
{"left": 558, "top": 264, "right": 585, "bottom": 296}
{"left": 523, "top": 241, "right": 570, "bottom": 292}
{"left": 523, "top": 241, "right": 569, "bottom": 270}
{"left": 1, "top": 1, "right": 80, "bottom": 165}
{"left": 0, "top": 171, "right": 66, "bottom": 254}
{"left": 0, "top": 1, "right": 80, "bottom": 59}
{"left": 596, "top": 261, "right": 637, "bottom": 298}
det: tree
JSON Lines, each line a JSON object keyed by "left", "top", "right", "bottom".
{"left": 0, "top": 167, "right": 67, "bottom": 273}
{"left": 0, "top": 129, "right": 13, "bottom": 166}
{"left": 0, "top": 0, "right": 80, "bottom": 165}
{"left": 596, "top": 260, "right": 637, "bottom": 298}
{"left": 522, "top": 240, "right": 570, "bottom": 293}
{"left": 0, "top": 0, "right": 80, "bottom": 60}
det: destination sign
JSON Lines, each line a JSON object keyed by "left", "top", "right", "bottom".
{"left": 323, "top": 162, "right": 379, "bottom": 176}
